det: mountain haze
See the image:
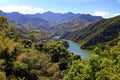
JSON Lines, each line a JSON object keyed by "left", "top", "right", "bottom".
{"left": 31, "top": 11, "right": 79, "bottom": 24}
{"left": 0, "top": 10, "right": 102, "bottom": 36}
{"left": 0, "top": 10, "right": 52, "bottom": 30}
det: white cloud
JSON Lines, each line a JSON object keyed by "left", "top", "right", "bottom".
{"left": 113, "top": 13, "right": 120, "bottom": 17}
{"left": 93, "top": 10, "right": 109, "bottom": 17}
{"left": 0, "top": 0, "right": 6, "bottom": 3}
{"left": 0, "top": 5, "right": 45, "bottom": 14}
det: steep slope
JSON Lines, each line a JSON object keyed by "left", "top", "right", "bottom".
{"left": 50, "top": 14, "right": 102, "bottom": 36}
{"left": 61, "top": 16, "right": 120, "bottom": 49}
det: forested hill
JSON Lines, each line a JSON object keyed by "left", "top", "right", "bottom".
{"left": 50, "top": 14, "right": 102, "bottom": 36}
{"left": 61, "top": 15, "right": 120, "bottom": 49}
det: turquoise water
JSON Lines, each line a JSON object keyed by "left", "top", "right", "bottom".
{"left": 67, "top": 40, "right": 93, "bottom": 60}
{"left": 54, "top": 36, "right": 93, "bottom": 60}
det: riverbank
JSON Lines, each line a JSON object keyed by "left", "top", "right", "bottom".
{"left": 54, "top": 36, "right": 93, "bottom": 60}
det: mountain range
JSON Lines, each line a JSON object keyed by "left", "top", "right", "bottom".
{"left": 0, "top": 10, "right": 102, "bottom": 36}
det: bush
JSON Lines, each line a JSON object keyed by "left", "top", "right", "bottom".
{"left": 14, "top": 62, "right": 28, "bottom": 79}
{"left": 0, "top": 71, "right": 6, "bottom": 80}
{"left": 59, "top": 58, "right": 68, "bottom": 70}
{"left": 22, "top": 39, "right": 32, "bottom": 48}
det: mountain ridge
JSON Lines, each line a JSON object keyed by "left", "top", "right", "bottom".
{"left": 0, "top": 10, "right": 102, "bottom": 36}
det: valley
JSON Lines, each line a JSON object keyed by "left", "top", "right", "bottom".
{"left": 0, "top": 9, "right": 120, "bottom": 80}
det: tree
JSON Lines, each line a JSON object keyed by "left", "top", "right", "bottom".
{"left": 64, "top": 60, "right": 90, "bottom": 80}
{"left": 34, "top": 43, "right": 44, "bottom": 51}
{"left": 22, "top": 39, "right": 32, "bottom": 48}
{"left": 0, "top": 16, "right": 9, "bottom": 30}
{"left": 73, "top": 54, "right": 81, "bottom": 60}
{"left": 13, "top": 62, "right": 28, "bottom": 79}
{"left": 59, "top": 58, "right": 68, "bottom": 70}
{"left": 0, "top": 71, "right": 6, "bottom": 80}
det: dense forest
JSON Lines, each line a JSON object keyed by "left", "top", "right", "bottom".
{"left": 0, "top": 16, "right": 81, "bottom": 80}
{"left": 64, "top": 42, "right": 120, "bottom": 80}
{"left": 0, "top": 15, "right": 120, "bottom": 80}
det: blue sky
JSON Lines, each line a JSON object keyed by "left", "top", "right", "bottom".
{"left": 0, "top": 0, "right": 120, "bottom": 18}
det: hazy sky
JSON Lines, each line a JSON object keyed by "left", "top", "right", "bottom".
{"left": 0, "top": 0, "right": 120, "bottom": 18}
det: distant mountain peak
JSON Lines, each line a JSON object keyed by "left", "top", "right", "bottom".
{"left": 43, "top": 11, "right": 55, "bottom": 14}
{"left": 65, "top": 12, "right": 74, "bottom": 14}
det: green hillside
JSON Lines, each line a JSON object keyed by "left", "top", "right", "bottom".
{"left": 50, "top": 14, "right": 102, "bottom": 36}
{"left": 50, "top": 17, "right": 90, "bottom": 36}
{"left": 15, "top": 26, "right": 52, "bottom": 42}
{"left": 0, "top": 16, "right": 81, "bottom": 80}
{"left": 61, "top": 16, "right": 120, "bottom": 49}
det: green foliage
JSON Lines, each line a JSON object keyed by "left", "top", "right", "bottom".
{"left": 64, "top": 60, "right": 90, "bottom": 80}
{"left": 59, "top": 58, "right": 68, "bottom": 70}
{"left": 34, "top": 40, "right": 72, "bottom": 63}
{"left": 64, "top": 41, "right": 120, "bottom": 80}
{"left": 0, "top": 31, "right": 74, "bottom": 80}
{"left": 13, "top": 62, "right": 28, "bottom": 79}
{"left": 94, "top": 47, "right": 102, "bottom": 54}
{"left": 73, "top": 54, "right": 81, "bottom": 60}
{"left": 0, "top": 59, "right": 5, "bottom": 70}
{"left": 0, "top": 71, "right": 6, "bottom": 80}
{"left": 0, "top": 16, "right": 8, "bottom": 30}
{"left": 22, "top": 39, "right": 32, "bottom": 48}
{"left": 2, "top": 15, "right": 120, "bottom": 80}
{"left": 0, "top": 16, "right": 79, "bottom": 80}
{"left": 4, "top": 26, "right": 22, "bottom": 42}
{"left": 47, "top": 63, "right": 59, "bottom": 77}
{"left": 34, "top": 43, "right": 44, "bottom": 51}
{"left": 16, "top": 26, "right": 52, "bottom": 42}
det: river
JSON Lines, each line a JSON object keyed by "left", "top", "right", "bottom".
{"left": 54, "top": 36, "right": 93, "bottom": 60}
{"left": 67, "top": 40, "right": 93, "bottom": 60}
